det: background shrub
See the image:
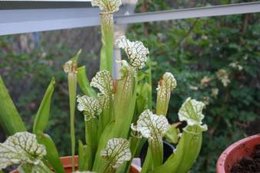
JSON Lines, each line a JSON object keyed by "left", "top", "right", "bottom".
{"left": 128, "top": 1, "right": 260, "bottom": 172}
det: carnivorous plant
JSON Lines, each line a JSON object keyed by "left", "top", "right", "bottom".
{"left": 0, "top": 0, "right": 207, "bottom": 173}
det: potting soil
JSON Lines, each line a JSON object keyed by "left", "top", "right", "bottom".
{"left": 231, "top": 144, "right": 260, "bottom": 173}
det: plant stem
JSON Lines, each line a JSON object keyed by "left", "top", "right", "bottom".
{"left": 100, "top": 12, "right": 114, "bottom": 73}
{"left": 150, "top": 139, "right": 163, "bottom": 167}
{"left": 147, "top": 59, "right": 153, "bottom": 109}
{"left": 141, "top": 140, "right": 163, "bottom": 173}
{"left": 123, "top": 137, "right": 143, "bottom": 173}
{"left": 68, "top": 73, "right": 77, "bottom": 172}
{"left": 141, "top": 147, "right": 153, "bottom": 173}
{"left": 84, "top": 119, "right": 98, "bottom": 170}
{"left": 101, "top": 162, "right": 115, "bottom": 173}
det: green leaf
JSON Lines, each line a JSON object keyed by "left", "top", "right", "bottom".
{"left": 64, "top": 49, "right": 81, "bottom": 74}
{"left": 77, "top": 95, "right": 102, "bottom": 121}
{"left": 78, "top": 140, "right": 89, "bottom": 171}
{"left": 33, "top": 78, "right": 55, "bottom": 134}
{"left": 90, "top": 70, "right": 113, "bottom": 96}
{"left": 153, "top": 98, "right": 207, "bottom": 173}
{"left": 0, "top": 76, "right": 26, "bottom": 135}
{"left": 178, "top": 97, "right": 207, "bottom": 131}
{"left": 136, "top": 82, "right": 152, "bottom": 117}
{"left": 68, "top": 75, "right": 77, "bottom": 172}
{"left": 92, "top": 122, "right": 116, "bottom": 172}
{"left": 31, "top": 78, "right": 64, "bottom": 173}
{"left": 101, "top": 138, "right": 131, "bottom": 173}
{"left": 133, "top": 109, "right": 169, "bottom": 140}
{"left": 18, "top": 162, "right": 52, "bottom": 173}
{"left": 97, "top": 94, "right": 112, "bottom": 132}
{"left": 84, "top": 119, "right": 98, "bottom": 170}
{"left": 153, "top": 126, "right": 203, "bottom": 173}
{"left": 116, "top": 36, "right": 149, "bottom": 70}
{"left": 132, "top": 109, "right": 169, "bottom": 168}
{"left": 164, "top": 123, "right": 180, "bottom": 144}
{"left": 76, "top": 91, "right": 105, "bottom": 170}
{"left": 89, "top": 70, "right": 114, "bottom": 138}
{"left": 100, "top": 13, "right": 114, "bottom": 73}
{"left": 77, "top": 66, "right": 96, "bottom": 97}
{"left": 156, "top": 72, "right": 177, "bottom": 116}
{"left": 113, "top": 63, "right": 137, "bottom": 137}
{"left": 0, "top": 132, "right": 50, "bottom": 172}
{"left": 64, "top": 51, "right": 80, "bottom": 172}
{"left": 37, "top": 133, "right": 65, "bottom": 173}
{"left": 141, "top": 148, "right": 153, "bottom": 173}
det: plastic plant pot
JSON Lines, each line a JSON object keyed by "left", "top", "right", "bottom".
{"left": 216, "top": 134, "right": 260, "bottom": 173}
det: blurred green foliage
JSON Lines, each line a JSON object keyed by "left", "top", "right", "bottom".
{"left": 127, "top": 0, "right": 260, "bottom": 172}
{"left": 0, "top": 1, "right": 259, "bottom": 172}
{"left": 0, "top": 34, "right": 96, "bottom": 155}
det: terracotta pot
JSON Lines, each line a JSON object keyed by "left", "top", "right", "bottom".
{"left": 216, "top": 134, "right": 260, "bottom": 173}
{"left": 11, "top": 156, "right": 140, "bottom": 173}
{"left": 60, "top": 156, "right": 140, "bottom": 173}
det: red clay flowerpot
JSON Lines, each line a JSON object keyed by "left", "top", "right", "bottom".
{"left": 11, "top": 156, "right": 140, "bottom": 173}
{"left": 60, "top": 156, "right": 140, "bottom": 173}
{"left": 216, "top": 134, "right": 260, "bottom": 173}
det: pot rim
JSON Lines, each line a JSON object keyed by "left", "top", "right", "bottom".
{"left": 216, "top": 134, "right": 260, "bottom": 173}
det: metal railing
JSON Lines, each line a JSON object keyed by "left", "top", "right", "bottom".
{"left": 0, "top": 1, "right": 260, "bottom": 36}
